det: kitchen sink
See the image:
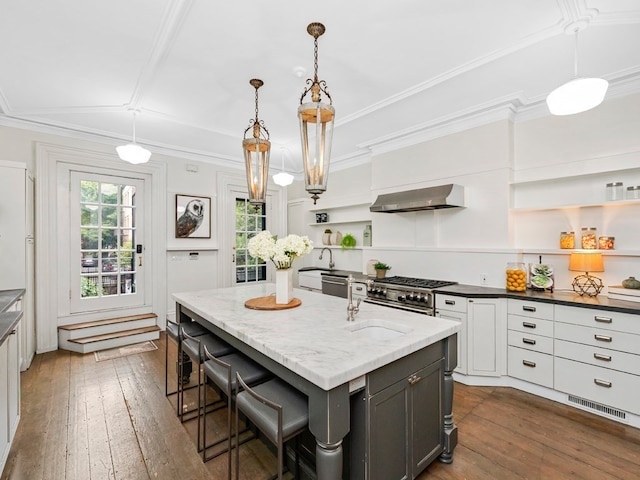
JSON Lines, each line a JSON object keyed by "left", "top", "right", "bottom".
{"left": 345, "top": 319, "right": 411, "bottom": 341}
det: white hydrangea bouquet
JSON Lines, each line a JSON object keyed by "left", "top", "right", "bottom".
{"left": 248, "top": 230, "right": 313, "bottom": 269}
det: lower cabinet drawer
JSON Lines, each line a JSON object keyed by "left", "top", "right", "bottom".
{"left": 555, "top": 357, "right": 640, "bottom": 416}
{"left": 555, "top": 339, "right": 640, "bottom": 376}
{"left": 508, "top": 330, "right": 553, "bottom": 354}
{"left": 555, "top": 322, "right": 640, "bottom": 353}
{"left": 508, "top": 346, "right": 553, "bottom": 388}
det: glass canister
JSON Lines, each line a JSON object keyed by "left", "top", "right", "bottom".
{"left": 626, "top": 186, "right": 640, "bottom": 200}
{"left": 606, "top": 182, "right": 624, "bottom": 201}
{"left": 506, "top": 262, "right": 527, "bottom": 292}
{"left": 560, "top": 231, "right": 575, "bottom": 249}
{"left": 598, "top": 236, "right": 615, "bottom": 250}
{"left": 581, "top": 227, "right": 597, "bottom": 249}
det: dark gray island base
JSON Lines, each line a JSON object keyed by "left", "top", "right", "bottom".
{"left": 174, "top": 286, "right": 459, "bottom": 480}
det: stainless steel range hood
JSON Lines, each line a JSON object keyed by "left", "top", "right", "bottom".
{"left": 370, "top": 184, "right": 465, "bottom": 213}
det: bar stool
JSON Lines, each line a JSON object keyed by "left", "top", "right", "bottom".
{"left": 201, "top": 345, "right": 271, "bottom": 475}
{"left": 180, "top": 328, "right": 235, "bottom": 433}
{"left": 235, "top": 374, "right": 309, "bottom": 480}
{"left": 165, "top": 318, "right": 209, "bottom": 401}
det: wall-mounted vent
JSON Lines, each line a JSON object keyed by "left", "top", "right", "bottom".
{"left": 568, "top": 395, "right": 626, "bottom": 420}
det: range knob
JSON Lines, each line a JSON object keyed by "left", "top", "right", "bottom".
{"left": 418, "top": 294, "right": 426, "bottom": 303}
{"left": 397, "top": 295, "right": 406, "bottom": 302}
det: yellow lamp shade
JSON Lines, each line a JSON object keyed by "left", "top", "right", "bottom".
{"left": 569, "top": 251, "right": 604, "bottom": 273}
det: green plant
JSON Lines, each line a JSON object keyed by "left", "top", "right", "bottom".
{"left": 341, "top": 233, "right": 356, "bottom": 250}
{"left": 374, "top": 261, "right": 391, "bottom": 270}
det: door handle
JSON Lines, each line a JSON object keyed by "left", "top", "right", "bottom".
{"left": 138, "top": 257, "right": 142, "bottom": 267}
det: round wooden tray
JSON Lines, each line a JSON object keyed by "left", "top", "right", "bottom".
{"left": 244, "top": 295, "right": 302, "bottom": 310}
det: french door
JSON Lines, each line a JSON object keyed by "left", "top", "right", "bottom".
{"left": 69, "top": 172, "right": 146, "bottom": 313}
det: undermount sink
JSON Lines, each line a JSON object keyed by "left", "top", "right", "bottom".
{"left": 345, "top": 319, "right": 411, "bottom": 341}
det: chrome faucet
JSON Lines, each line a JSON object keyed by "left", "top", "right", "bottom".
{"left": 346, "top": 275, "right": 361, "bottom": 322}
{"left": 319, "top": 247, "right": 335, "bottom": 270}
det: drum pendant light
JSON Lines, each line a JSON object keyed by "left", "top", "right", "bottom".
{"left": 117, "top": 110, "right": 151, "bottom": 164}
{"left": 298, "top": 22, "right": 335, "bottom": 205}
{"left": 546, "top": 28, "right": 608, "bottom": 116}
{"left": 242, "top": 79, "right": 271, "bottom": 205}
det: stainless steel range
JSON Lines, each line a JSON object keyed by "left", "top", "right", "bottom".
{"left": 365, "top": 276, "right": 457, "bottom": 315}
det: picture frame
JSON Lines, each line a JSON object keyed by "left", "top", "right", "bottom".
{"left": 175, "top": 194, "right": 211, "bottom": 239}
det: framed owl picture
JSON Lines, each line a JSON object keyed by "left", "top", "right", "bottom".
{"left": 175, "top": 194, "right": 211, "bottom": 238}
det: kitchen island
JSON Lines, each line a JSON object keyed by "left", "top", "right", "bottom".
{"left": 173, "top": 284, "right": 460, "bottom": 480}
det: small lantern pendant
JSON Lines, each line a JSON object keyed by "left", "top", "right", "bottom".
{"left": 242, "top": 79, "right": 271, "bottom": 205}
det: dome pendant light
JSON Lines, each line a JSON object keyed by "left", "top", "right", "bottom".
{"left": 242, "top": 79, "right": 271, "bottom": 205}
{"left": 298, "top": 22, "right": 335, "bottom": 205}
{"left": 117, "top": 110, "right": 151, "bottom": 164}
{"left": 273, "top": 147, "right": 294, "bottom": 187}
{"left": 546, "top": 28, "right": 608, "bottom": 116}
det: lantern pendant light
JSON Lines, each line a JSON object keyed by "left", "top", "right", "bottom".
{"left": 298, "top": 22, "right": 335, "bottom": 205}
{"left": 242, "top": 79, "right": 271, "bottom": 205}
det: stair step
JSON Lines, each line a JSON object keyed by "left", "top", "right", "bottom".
{"left": 69, "top": 325, "right": 161, "bottom": 345}
{"left": 59, "top": 313, "right": 158, "bottom": 331}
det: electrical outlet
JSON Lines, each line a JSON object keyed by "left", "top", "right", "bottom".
{"left": 481, "top": 273, "right": 488, "bottom": 285}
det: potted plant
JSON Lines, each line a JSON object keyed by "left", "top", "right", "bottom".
{"left": 374, "top": 261, "right": 391, "bottom": 279}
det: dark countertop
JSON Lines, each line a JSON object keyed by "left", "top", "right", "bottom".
{"left": 0, "top": 289, "right": 25, "bottom": 313}
{"left": 434, "top": 284, "right": 640, "bottom": 315}
{"left": 0, "top": 289, "right": 25, "bottom": 346}
{"left": 0, "top": 311, "right": 23, "bottom": 345}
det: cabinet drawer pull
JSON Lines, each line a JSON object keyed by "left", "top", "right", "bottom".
{"left": 10, "top": 329, "right": 17, "bottom": 335}
{"left": 522, "top": 322, "right": 537, "bottom": 329}
{"left": 594, "top": 378, "right": 612, "bottom": 388}
{"left": 408, "top": 374, "right": 422, "bottom": 385}
{"left": 522, "top": 338, "right": 536, "bottom": 345}
{"left": 445, "top": 299, "right": 455, "bottom": 305}
{"left": 593, "top": 353, "right": 612, "bottom": 362}
{"left": 594, "top": 334, "right": 612, "bottom": 343}
{"left": 522, "top": 305, "right": 536, "bottom": 312}
{"left": 594, "top": 315, "right": 612, "bottom": 324}
{"left": 522, "top": 360, "right": 536, "bottom": 368}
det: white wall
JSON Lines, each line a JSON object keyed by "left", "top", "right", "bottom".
{"left": 0, "top": 124, "right": 251, "bottom": 350}
{"left": 293, "top": 93, "right": 640, "bottom": 291}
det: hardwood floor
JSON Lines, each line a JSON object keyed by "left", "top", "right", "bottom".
{"left": 3, "top": 333, "right": 639, "bottom": 479}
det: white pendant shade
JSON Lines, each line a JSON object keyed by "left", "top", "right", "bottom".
{"left": 546, "top": 77, "right": 609, "bottom": 116}
{"left": 117, "top": 110, "right": 151, "bottom": 164}
{"left": 273, "top": 171, "right": 294, "bottom": 186}
{"left": 272, "top": 147, "right": 294, "bottom": 186}
{"left": 116, "top": 143, "right": 152, "bottom": 164}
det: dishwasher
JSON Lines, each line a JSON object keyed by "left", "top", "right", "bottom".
{"left": 321, "top": 274, "right": 368, "bottom": 300}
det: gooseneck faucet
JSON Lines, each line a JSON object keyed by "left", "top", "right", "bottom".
{"left": 319, "top": 247, "right": 335, "bottom": 270}
{"left": 346, "top": 275, "right": 361, "bottom": 321}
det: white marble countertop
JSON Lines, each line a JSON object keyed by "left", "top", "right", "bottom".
{"left": 173, "top": 284, "right": 460, "bottom": 391}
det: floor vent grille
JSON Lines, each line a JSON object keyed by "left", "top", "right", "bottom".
{"left": 568, "top": 395, "right": 626, "bottom": 419}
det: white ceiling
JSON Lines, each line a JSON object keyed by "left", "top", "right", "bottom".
{"left": 1, "top": 0, "right": 640, "bottom": 173}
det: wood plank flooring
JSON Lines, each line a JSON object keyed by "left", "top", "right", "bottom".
{"left": 3, "top": 333, "right": 639, "bottom": 480}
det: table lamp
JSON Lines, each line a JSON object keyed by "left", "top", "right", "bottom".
{"left": 569, "top": 251, "right": 604, "bottom": 296}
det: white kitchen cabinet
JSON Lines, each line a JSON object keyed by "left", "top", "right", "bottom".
{"left": 435, "top": 294, "right": 467, "bottom": 374}
{"left": 436, "top": 295, "right": 505, "bottom": 377}
{"left": 1, "top": 318, "right": 21, "bottom": 474}
{"left": 0, "top": 162, "right": 35, "bottom": 371}
{"left": 467, "top": 298, "right": 505, "bottom": 377}
{"left": 506, "top": 299, "right": 554, "bottom": 388}
{"left": 553, "top": 304, "right": 640, "bottom": 416}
